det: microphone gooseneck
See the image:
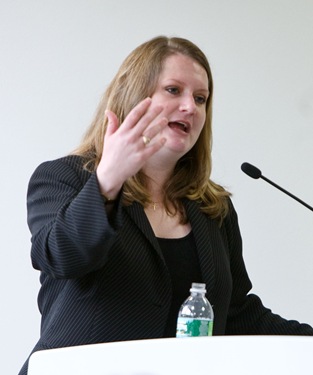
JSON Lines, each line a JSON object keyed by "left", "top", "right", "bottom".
{"left": 241, "top": 162, "right": 313, "bottom": 212}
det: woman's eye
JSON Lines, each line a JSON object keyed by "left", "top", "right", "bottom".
{"left": 166, "top": 87, "right": 179, "bottom": 95}
{"left": 195, "top": 96, "right": 207, "bottom": 105}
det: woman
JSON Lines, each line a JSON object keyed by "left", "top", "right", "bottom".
{"left": 19, "top": 36, "right": 312, "bottom": 374}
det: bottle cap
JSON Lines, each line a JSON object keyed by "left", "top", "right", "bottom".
{"left": 190, "top": 282, "right": 206, "bottom": 293}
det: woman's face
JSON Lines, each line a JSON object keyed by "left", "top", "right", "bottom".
{"left": 151, "top": 53, "right": 209, "bottom": 158}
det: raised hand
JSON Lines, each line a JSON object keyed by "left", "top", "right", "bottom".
{"left": 96, "top": 98, "right": 168, "bottom": 199}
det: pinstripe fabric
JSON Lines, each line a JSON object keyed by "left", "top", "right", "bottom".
{"left": 19, "top": 155, "right": 313, "bottom": 375}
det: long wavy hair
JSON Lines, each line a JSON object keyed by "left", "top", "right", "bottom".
{"left": 73, "top": 36, "right": 230, "bottom": 222}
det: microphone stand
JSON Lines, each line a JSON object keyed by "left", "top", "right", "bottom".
{"left": 241, "top": 162, "right": 313, "bottom": 212}
{"left": 260, "top": 175, "right": 313, "bottom": 212}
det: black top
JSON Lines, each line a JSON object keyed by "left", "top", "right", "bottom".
{"left": 157, "top": 231, "right": 203, "bottom": 337}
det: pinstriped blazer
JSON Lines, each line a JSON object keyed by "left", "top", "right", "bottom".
{"left": 19, "top": 155, "right": 313, "bottom": 374}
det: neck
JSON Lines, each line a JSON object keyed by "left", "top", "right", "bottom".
{"left": 147, "top": 199, "right": 169, "bottom": 213}
{"left": 142, "top": 157, "right": 179, "bottom": 212}
{"left": 144, "top": 172, "right": 170, "bottom": 205}
{"left": 143, "top": 161, "right": 171, "bottom": 190}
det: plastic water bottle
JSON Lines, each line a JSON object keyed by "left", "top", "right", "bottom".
{"left": 176, "top": 282, "right": 214, "bottom": 337}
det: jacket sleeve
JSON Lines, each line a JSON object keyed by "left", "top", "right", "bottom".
{"left": 224, "top": 200, "right": 313, "bottom": 335}
{"left": 27, "top": 157, "right": 123, "bottom": 279}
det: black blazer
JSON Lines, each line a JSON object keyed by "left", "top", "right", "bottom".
{"left": 19, "top": 155, "right": 313, "bottom": 374}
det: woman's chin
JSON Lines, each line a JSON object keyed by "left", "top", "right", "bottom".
{"left": 163, "top": 138, "right": 191, "bottom": 157}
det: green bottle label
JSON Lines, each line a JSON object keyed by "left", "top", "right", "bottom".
{"left": 176, "top": 318, "right": 213, "bottom": 337}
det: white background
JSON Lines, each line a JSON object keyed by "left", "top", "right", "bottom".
{"left": 1, "top": 1, "right": 312, "bottom": 374}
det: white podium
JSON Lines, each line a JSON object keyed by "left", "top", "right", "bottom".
{"left": 28, "top": 336, "right": 313, "bottom": 375}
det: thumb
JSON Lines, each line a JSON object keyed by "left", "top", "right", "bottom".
{"left": 105, "top": 109, "right": 119, "bottom": 136}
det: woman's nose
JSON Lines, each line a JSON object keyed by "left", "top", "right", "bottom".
{"left": 179, "top": 95, "right": 196, "bottom": 114}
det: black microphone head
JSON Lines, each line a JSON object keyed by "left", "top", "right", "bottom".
{"left": 241, "top": 162, "right": 262, "bottom": 179}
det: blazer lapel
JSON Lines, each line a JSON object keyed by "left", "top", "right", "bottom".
{"left": 184, "top": 199, "right": 216, "bottom": 302}
{"left": 124, "top": 202, "right": 165, "bottom": 261}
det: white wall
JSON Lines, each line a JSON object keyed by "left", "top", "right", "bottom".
{"left": 1, "top": 1, "right": 312, "bottom": 374}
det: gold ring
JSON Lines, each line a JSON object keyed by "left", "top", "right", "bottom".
{"left": 142, "top": 135, "right": 151, "bottom": 146}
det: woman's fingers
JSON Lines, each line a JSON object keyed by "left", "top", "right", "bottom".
{"left": 141, "top": 117, "right": 168, "bottom": 146}
{"left": 141, "top": 136, "right": 167, "bottom": 158}
{"left": 98, "top": 98, "right": 168, "bottom": 188}
{"left": 121, "top": 98, "right": 153, "bottom": 130}
{"left": 106, "top": 97, "right": 167, "bottom": 151}
{"left": 133, "top": 104, "right": 165, "bottom": 137}
{"left": 105, "top": 110, "right": 119, "bottom": 136}
{"left": 121, "top": 98, "right": 164, "bottom": 135}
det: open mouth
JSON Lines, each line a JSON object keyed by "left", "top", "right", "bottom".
{"left": 168, "top": 121, "right": 190, "bottom": 133}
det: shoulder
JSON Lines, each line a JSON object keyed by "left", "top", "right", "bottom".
{"left": 34, "top": 154, "right": 86, "bottom": 172}
{"left": 29, "top": 155, "right": 93, "bottom": 189}
{"left": 219, "top": 198, "right": 243, "bottom": 252}
{"left": 223, "top": 198, "right": 239, "bottom": 227}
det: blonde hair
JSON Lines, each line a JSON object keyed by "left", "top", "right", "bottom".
{"left": 73, "top": 36, "right": 230, "bottom": 222}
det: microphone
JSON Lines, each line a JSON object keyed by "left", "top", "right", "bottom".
{"left": 241, "top": 162, "right": 313, "bottom": 212}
